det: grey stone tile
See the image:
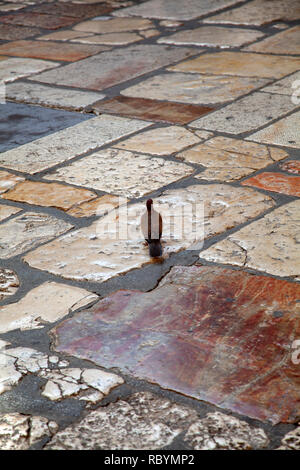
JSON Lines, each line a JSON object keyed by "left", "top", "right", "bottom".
{"left": 247, "top": 111, "right": 300, "bottom": 148}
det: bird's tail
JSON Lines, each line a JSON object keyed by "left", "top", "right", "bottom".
{"left": 148, "top": 240, "right": 162, "bottom": 258}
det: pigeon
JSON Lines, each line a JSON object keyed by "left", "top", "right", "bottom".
{"left": 141, "top": 199, "right": 163, "bottom": 258}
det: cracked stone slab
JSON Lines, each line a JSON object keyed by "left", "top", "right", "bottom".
{"left": 203, "top": 0, "right": 300, "bottom": 25}
{"left": 0, "top": 413, "right": 58, "bottom": 450}
{"left": 189, "top": 92, "right": 297, "bottom": 134}
{"left": 0, "top": 203, "right": 21, "bottom": 222}
{"left": 42, "top": 148, "right": 194, "bottom": 198}
{"left": 200, "top": 200, "right": 300, "bottom": 278}
{"left": 246, "top": 26, "right": 300, "bottom": 55}
{"left": 51, "top": 265, "right": 300, "bottom": 424}
{"left": 177, "top": 136, "right": 288, "bottom": 182}
{"left": 2, "top": 180, "right": 98, "bottom": 211}
{"left": 6, "top": 81, "right": 105, "bottom": 110}
{"left": 183, "top": 412, "right": 268, "bottom": 450}
{"left": 121, "top": 72, "right": 269, "bottom": 105}
{"left": 0, "top": 281, "right": 98, "bottom": 333}
{"left": 113, "top": 0, "right": 245, "bottom": 21}
{"left": 45, "top": 391, "right": 199, "bottom": 449}
{"left": 0, "top": 268, "right": 19, "bottom": 301}
{"left": 0, "top": 212, "right": 73, "bottom": 259}
{"left": 168, "top": 51, "right": 300, "bottom": 79}
{"left": 92, "top": 95, "right": 214, "bottom": 125}
{"left": 24, "top": 184, "right": 274, "bottom": 283}
{"left": 30, "top": 44, "right": 195, "bottom": 91}
{"left": 158, "top": 26, "right": 264, "bottom": 48}
{"left": 0, "top": 57, "right": 59, "bottom": 83}
{"left": 0, "top": 170, "right": 24, "bottom": 194}
{"left": 0, "top": 114, "right": 151, "bottom": 173}
{"left": 241, "top": 172, "right": 300, "bottom": 197}
{"left": 247, "top": 111, "right": 300, "bottom": 149}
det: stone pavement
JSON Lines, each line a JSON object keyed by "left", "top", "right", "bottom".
{"left": 0, "top": 0, "right": 299, "bottom": 451}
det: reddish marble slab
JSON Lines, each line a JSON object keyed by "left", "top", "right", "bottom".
{"left": 0, "top": 13, "right": 77, "bottom": 30}
{"left": 242, "top": 172, "right": 300, "bottom": 197}
{"left": 92, "top": 96, "right": 214, "bottom": 124}
{"left": 0, "top": 24, "right": 40, "bottom": 40}
{"left": 280, "top": 160, "right": 300, "bottom": 175}
{"left": 52, "top": 265, "right": 300, "bottom": 424}
{"left": 0, "top": 40, "right": 109, "bottom": 62}
{"left": 31, "top": 2, "right": 113, "bottom": 18}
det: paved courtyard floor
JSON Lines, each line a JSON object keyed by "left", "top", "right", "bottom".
{"left": 0, "top": 0, "right": 299, "bottom": 451}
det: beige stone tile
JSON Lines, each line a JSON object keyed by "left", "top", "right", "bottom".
{"left": 168, "top": 51, "right": 300, "bottom": 79}
{"left": 202, "top": 0, "right": 300, "bottom": 25}
{"left": 0, "top": 115, "right": 152, "bottom": 174}
{"left": 121, "top": 72, "right": 269, "bottom": 105}
{"left": 38, "top": 30, "right": 94, "bottom": 41}
{"left": 23, "top": 184, "right": 274, "bottom": 283}
{"left": 0, "top": 57, "right": 59, "bottom": 83}
{"left": 115, "top": 125, "right": 200, "bottom": 155}
{"left": 158, "top": 26, "right": 264, "bottom": 48}
{"left": 0, "top": 170, "right": 24, "bottom": 194}
{"left": 0, "top": 203, "right": 21, "bottom": 222}
{"left": 0, "top": 268, "right": 19, "bottom": 301}
{"left": 66, "top": 194, "right": 127, "bottom": 218}
{"left": 43, "top": 148, "right": 194, "bottom": 198}
{"left": 71, "top": 32, "right": 142, "bottom": 45}
{"left": 73, "top": 17, "right": 153, "bottom": 33}
{"left": 190, "top": 92, "right": 297, "bottom": 134}
{"left": 6, "top": 81, "right": 105, "bottom": 110}
{"left": 200, "top": 200, "right": 300, "bottom": 278}
{"left": 2, "top": 180, "right": 97, "bottom": 210}
{"left": 261, "top": 71, "right": 300, "bottom": 97}
{"left": 247, "top": 111, "right": 300, "bottom": 148}
{"left": 245, "top": 26, "right": 300, "bottom": 55}
{"left": 178, "top": 137, "right": 288, "bottom": 182}
{"left": 0, "top": 282, "right": 98, "bottom": 333}
{"left": 140, "top": 28, "right": 159, "bottom": 38}
{"left": 0, "top": 212, "right": 73, "bottom": 259}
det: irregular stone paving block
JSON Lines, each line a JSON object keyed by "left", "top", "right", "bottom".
{"left": 168, "top": 51, "right": 300, "bottom": 79}
{"left": 200, "top": 200, "right": 300, "bottom": 278}
{"left": 115, "top": 125, "right": 200, "bottom": 155}
{"left": 278, "top": 426, "right": 300, "bottom": 450}
{"left": 158, "top": 26, "right": 264, "bottom": 48}
{"left": 0, "top": 203, "right": 21, "bottom": 222}
{"left": 91, "top": 96, "right": 214, "bottom": 124}
{"left": 0, "top": 170, "right": 24, "bottom": 194}
{"left": 0, "top": 268, "right": 19, "bottom": 301}
{"left": 2, "top": 181, "right": 98, "bottom": 211}
{"left": 0, "top": 413, "right": 58, "bottom": 450}
{"left": 0, "top": 57, "right": 58, "bottom": 83}
{"left": 71, "top": 32, "right": 143, "bottom": 45}
{"left": 0, "top": 24, "right": 41, "bottom": 40}
{"left": 184, "top": 412, "right": 268, "bottom": 450}
{"left": 6, "top": 81, "right": 105, "bottom": 111}
{"left": 121, "top": 72, "right": 269, "bottom": 105}
{"left": 0, "top": 13, "right": 77, "bottom": 29}
{"left": 73, "top": 17, "right": 154, "bottom": 33}
{"left": 51, "top": 265, "right": 300, "bottom": 424}
{"left": 0, "top": 212, "right": 73, "bottom": 259}
{"left": 0, "top": 4, "right": 26, "bottom": 12}
{"left": 0, "top": 114, "right": 151, "bottom": 173}
{"left": 43, "top": 148, "right": 194, "bottom": 197}
{"left": 203, "top": 0, "right": 300, "bottom": 25}
{"left": 38, "top": 30, "right": 94, "bottom": 41}
{"left": 190, "top": 92, "right": 297, "bottom": 134}
{"left": 31, "top": 44, "right": 195, "bottom": 91}
{"left": 241, "top": 172, "right": 300, "bottom": 197}
{"left": 66, "top": 194, "right": 128, "bottom": 218}
{"left": 113, "top": 0, "right": 245, "bottom": 21}
{"left": 0, "top": 281, "right": 98, "bottom": 333}
{"left": 280, "top": 160, "right": 300, "bottom": 175}
{"left": 246, "top": 26, "right": 300, "bottom": 55}
{"left": 31, "top": 2, "right": 113, "bottom": 18}
{"left": 178, "top": 137, "right": 289, "bottom": 182}
{"left": 0, "top": 101, "right": 92, "bottom": 153}
{"left": 247, "top": 111, "right": 300, "bottom": 149}
{"left": 259, "top": 71, "right": 300, "bottom": 97}
{"left": 46, "top": 391, "right": 199, "bottom": 449}
{"left": 24, "top": 185, "right": 274, "bottom": 282}
{"left": 0, "top": 40, "right": 109, "bottom": 62}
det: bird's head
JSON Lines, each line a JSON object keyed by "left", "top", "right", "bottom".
{"left": 146, "top": 199, "right": 153, "bottom": 210}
